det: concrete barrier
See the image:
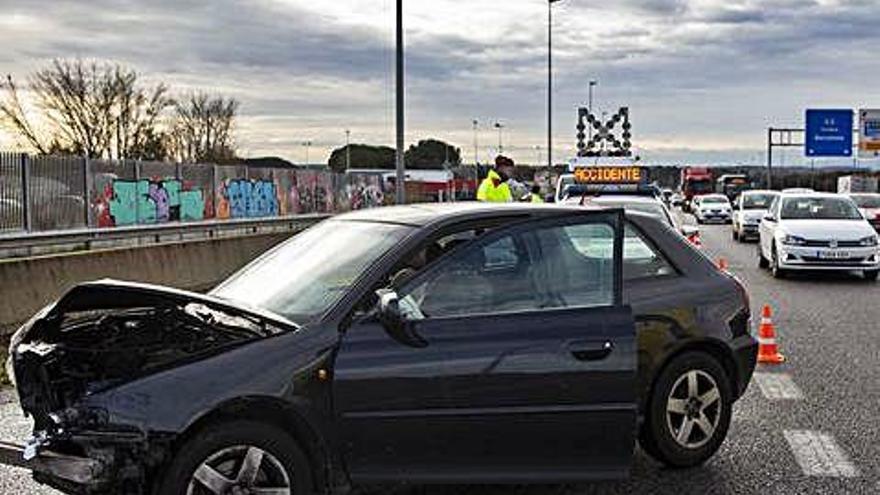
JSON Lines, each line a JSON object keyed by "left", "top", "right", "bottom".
{"left": 0, "top": 231, "right": 298, "bottom": 336}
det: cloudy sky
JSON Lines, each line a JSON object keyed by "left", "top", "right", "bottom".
{"left": 0, "top": 0, "right": 878, "bottom": 167}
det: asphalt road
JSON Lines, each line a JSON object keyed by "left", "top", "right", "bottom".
{"left": 1, "top": 213, "right": 879, "bottom": 494}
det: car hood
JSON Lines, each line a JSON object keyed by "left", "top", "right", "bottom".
{"left": 778, "top": 219, "right": 876, "bottom": 240}
{"left": 9, "top": 279, "right": 298, "bottom": 428}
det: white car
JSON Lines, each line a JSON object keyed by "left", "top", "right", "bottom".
{"left": 758, "top": 193, "right": 880, "bottom": 280}
{"left": 732, "top": 190, "right": 779, "bottom": 242}
{"left": 693, "top": 194, "right": 732, "bottom": 224}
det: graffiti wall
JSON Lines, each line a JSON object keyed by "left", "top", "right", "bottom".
{"left": 216, "top": 179, "right": 279, "bottom": 220}
{"left": 94, "top": 177, "right": 206, "bottom": 227}
{"left": 88, "top": 165, "right": 387, "bottom": 228}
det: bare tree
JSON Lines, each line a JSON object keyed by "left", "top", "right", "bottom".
{"left": 169, "top": 92, "right": 239, "bottom": 163}
{"left": 0, "top": 59, "right": 173, "bottom": 160}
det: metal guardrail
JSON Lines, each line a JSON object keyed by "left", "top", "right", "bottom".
{"left": 0, "top": 214, "right": 331, "bottom": 255}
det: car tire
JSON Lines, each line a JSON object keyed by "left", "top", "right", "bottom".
{"left": 153, "top": 421, "right": 314, "bottom": 495}
{"left": 771, "top": 244, "right": 786, "bottom": 279}
{"left": 758, "top": 242, "right": 769, "bottom": 269}
{"left": 639, "top": 351, "right": 733, "bottom": 468}
{"left": 865, "top": 270, "right": 879, "bottom": 281}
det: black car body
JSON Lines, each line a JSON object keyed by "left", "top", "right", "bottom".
{"left": 4, "top": 203, "right": 757, "bottom": 494}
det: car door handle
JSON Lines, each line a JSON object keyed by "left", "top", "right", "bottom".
{"left": 568, "top": 341, "right": 614, "bottom": 361}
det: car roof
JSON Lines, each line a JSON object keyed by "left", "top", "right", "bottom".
{"left": 779, "top": 192, "right": 848, "bottom": 199}
{"left": 333, "top": 202, "right": 602, "bottom": 227}
{"left": 742, "top": 189, "right": 779, "bottom": 195}
{"left": 584, "top": 195, "right": 662, "bottom": 205}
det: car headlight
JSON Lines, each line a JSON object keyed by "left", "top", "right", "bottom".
{"left": 781, "top": 234, "right": 807, "bottom": 246}
{"left": 860, "top": 235, "right": 879, "bottom": 247}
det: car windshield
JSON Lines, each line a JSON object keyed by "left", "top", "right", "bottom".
{"left": 212, "top": 220, "right": 412, "bottom": 323}
{"left": 851, "top": 195, "right": 880, "bottom": 209}
{"left": 742, "top": 194, "right": 777, "bottom": 209}
{"left": 691, "top": 181, "right": 714, "bottom": 193}
{"left": 780, "top": 197, "right": 863, "bottom": 220}
{"left": 701, "top": 197, "right": 728, "bottom": 204}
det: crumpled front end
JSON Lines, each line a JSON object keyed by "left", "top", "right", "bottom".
{"left": 5, "top": 279, "right": 294, "bottom": 493}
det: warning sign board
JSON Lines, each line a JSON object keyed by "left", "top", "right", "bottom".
{"left": 859, "top": 109, "right": 880, "bottom": 158}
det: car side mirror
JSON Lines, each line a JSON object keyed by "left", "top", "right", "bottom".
{"left": 375, "top": 289, "right": 427, "bottom": 348}
{"left": 681, "top": 225, "right": 699, "bottom": 237}
{"left": 763, "top": 213, "right": 775, "bottom": 222}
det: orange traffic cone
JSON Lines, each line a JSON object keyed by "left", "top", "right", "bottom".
{"left": 757, "top": 305, "right": 784, "bottom": 364}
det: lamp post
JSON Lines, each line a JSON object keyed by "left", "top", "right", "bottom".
{"left": 345, "top": 129, "right": 351, "bottom": 170}
{"left": 534, "top": 145, "right": 542, "bottom": 166}
{"left": 588, "top": 80, "right": 597, "bottom": 142}
{"left": 472, "top": 119, "right": 479, "bottom": 166}
{"left": 395, "top": 0, "right": 406, "bottom": 204}
{"left": 548, "top": 0, "right": 563, "bottom": 168}
{"left": 302, "top": 140, "right": 313, "bottom": 165}
{"left": 494, "top": 121, "right": 505, "bottom": 155}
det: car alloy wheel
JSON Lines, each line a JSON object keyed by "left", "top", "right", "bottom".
{"left": 665, "top": 370, "right": 722, "bottom": 450}
{"left": 187, "top": 445, "right": 292, "bottom": 495}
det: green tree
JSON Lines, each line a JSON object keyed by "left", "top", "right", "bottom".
{"left": 405, "top": 139, "right": 461, "bottom": 169}
{"left": 328, "top": 144, "right": 396, "bottom": 173}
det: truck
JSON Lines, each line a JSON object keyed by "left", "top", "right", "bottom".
{"left": 715, "top": 174, "right": 750, "bottom": 201}
{"left": 679, "top": 167, "right": 714, "bottom": 212}
{"left": 837, "top": 175, "right": 879, "bottom": 194}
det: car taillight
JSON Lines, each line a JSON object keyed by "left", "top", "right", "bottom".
{"left": 688, "top": 232, "right": 702, "bottom": 248}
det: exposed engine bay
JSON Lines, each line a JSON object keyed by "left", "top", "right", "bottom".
{"left": 4, "top": 280, "right": 295, "bottom": 493}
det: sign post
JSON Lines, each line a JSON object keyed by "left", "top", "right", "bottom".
{"left": 859, "top": 109, "right": 880, "bottom": 159}
{"left": 805, "top": 109, "right": 853, "bottom": 157}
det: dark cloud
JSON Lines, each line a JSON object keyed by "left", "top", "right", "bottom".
{"left": 0, "top": 0, "right": 878, "bottom": 166}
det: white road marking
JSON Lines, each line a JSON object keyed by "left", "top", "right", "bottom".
{"left": 784, "top": 430, "right": 859, "bottom": 478}
{"left": 753, "top": 373, "right": 803, "bottom": 400}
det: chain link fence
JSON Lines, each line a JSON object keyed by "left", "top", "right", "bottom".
{"left": 0, "top": 152, "right": 479, "bottom": 234}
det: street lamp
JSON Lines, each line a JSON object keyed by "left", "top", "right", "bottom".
{"left": 395, "top": 0, "right": 406, "bottom": 204}
{"left": 548, "top": 0, "right": 563, "bottom": 169}
{"left": 534, "top": 145, "right": 542, "bottom": 166}
{"left": 588, "top": 80, "right": 597, "bottom": 142}
{"left": 472, "top": 119, "right": 479, "bottom": 166}
{"left": 302, "top": 140, "right": 313, "bottom": 165}
{"left": 345, "top": 129, "right": 351, "bottom": 170}
{"left": 494, "top": 121, "right": 505, "bottom": 154}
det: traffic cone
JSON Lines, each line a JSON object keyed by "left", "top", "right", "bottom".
{"left": 757, "top": 305, "right": 784, "bottom": 364}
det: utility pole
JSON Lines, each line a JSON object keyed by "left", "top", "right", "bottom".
{"left": 588, "top": 80, "right": 597, "bottom": 143}
{"left": 395, "top": 0, "right": 406, "bottom": 204}
{"left": 472, "top": 119, "right": 479, "bottom": 166}
{"left": 494, "top": 121, "right": 504, "bottom": 154}
{"left": 302, "top": 140, "right": 312, "bottom": 165}
{"left": 548, "top": 0, "right": 563, "bottom": 168}
{"left": 345, "top": 129, "right": 351, "bottom": 170}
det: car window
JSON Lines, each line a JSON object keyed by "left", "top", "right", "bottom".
{"left": 568, "top": 223, "right": 675, "bottom": 282}
{"left": 780, "top": 197, "right": 862, "bottom": 220}
{"left": 398, "top": 221, "right": 615, "bottom": 319}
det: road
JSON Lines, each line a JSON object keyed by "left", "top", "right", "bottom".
{"left": 1, "top": 214, "right": 879, "bottom": 494}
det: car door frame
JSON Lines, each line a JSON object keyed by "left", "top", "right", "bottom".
{"left": 760, "top": 196, "right": 781, "bottom": 258}
{"left": 331, "top": 209, "right": 637, "bottom": 482}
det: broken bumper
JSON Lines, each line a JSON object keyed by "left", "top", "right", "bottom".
{"left": 0, "top": 439, "right": 105, "bottom": 485}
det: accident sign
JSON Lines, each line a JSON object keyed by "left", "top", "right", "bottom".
{"left": 574, "top": 166, "right": 644, "bottom": 184}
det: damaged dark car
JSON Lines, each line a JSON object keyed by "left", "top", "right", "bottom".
{"left": 4, "top": 203, "right": 758, "bottom": 494}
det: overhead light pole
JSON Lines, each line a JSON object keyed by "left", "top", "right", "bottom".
{"left": 548, "top": 0, "right": 563, "bottom": 168}
{"left": 494, "top": 121, "right": 505, "bottom": 154}
{"left": 345, "top": 129, "right": 351, "bottom": 170}
{"left": 302, "top": 140, "right": 313, "bottom": 165}
{"left": 588, "top": 80, "right": 597, "bottom": 143}
{"left": 472, "top": 119, "right": 479, "bottom": 166}
{"left": 395, "top": 0, "right": 406, "bottom": 204}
